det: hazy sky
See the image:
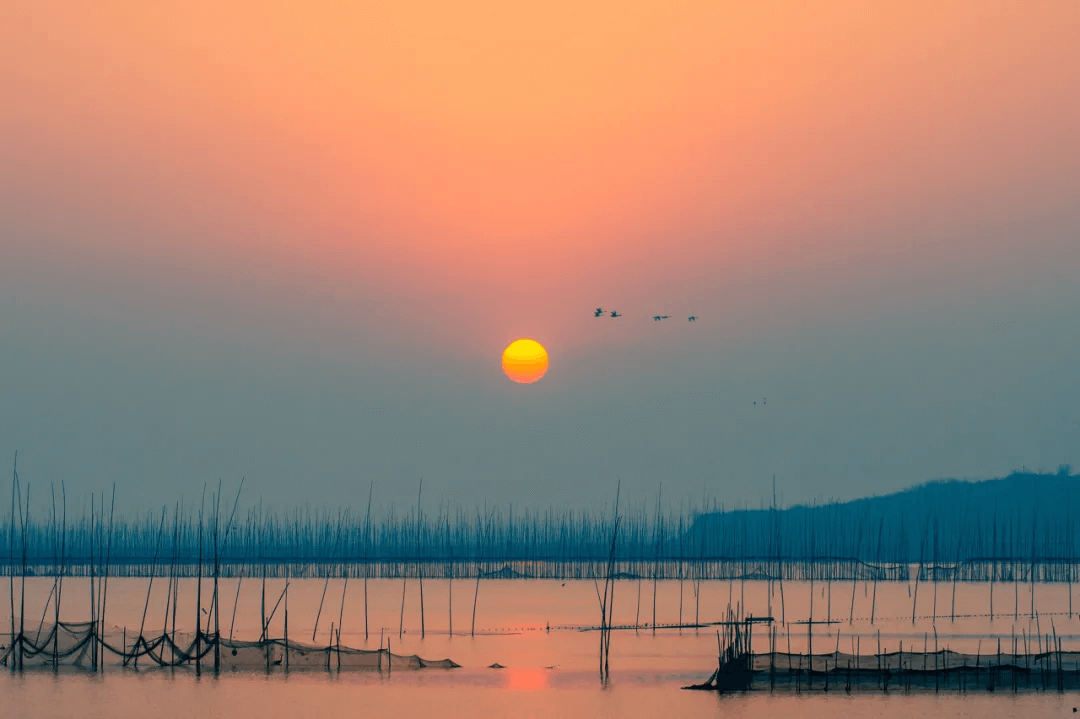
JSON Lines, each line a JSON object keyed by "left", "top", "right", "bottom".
{"left": 2, "top": 1, "right": 1078, "bottom": 516}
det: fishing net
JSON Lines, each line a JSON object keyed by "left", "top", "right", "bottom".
{"left": 1, "top": 620, "right": 459, "bottom": 672}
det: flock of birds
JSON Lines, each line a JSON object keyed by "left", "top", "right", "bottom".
{"left": 591, "top": 307, "right": 767, "bottom": 407}
{"left": 593, "top": 307, "right": 697, "bottom": 322}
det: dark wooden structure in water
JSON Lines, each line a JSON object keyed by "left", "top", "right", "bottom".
{"left": 688, "top": 616, "right": 1080, "bottom": 694}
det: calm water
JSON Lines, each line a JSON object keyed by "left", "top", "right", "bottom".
{"left": 5, "top": 576, "right": 1080, "bottom": 717}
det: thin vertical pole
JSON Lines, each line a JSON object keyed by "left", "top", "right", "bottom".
{"left": 196, "top": 484, "right": 205, "bottom": 676}
{"left": 284, "top": 582, "right": 289, "bottom": 672}
{"left": 100, "top": 485, "right": 115, "bottom": 671}
{"left": 8, "top": 453, "right": 16, "bottom": 672}
{"left": 364, "top": 482, "right": 372, "bottom": 642}
{"left": 89, "top": 492, "right": 96, "bottom": 672}
{"left": 417, "top": 479, "right": 425, "bottom": 640}
{"left": 213, "top": 483, "right": 221, "bottom": 675}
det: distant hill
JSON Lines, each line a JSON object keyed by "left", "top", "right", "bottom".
{"left": 690, "top": 468, "right": 1079, "bottom": 563}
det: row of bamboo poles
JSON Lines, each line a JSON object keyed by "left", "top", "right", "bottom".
{"left": 2, "top": 465, "right": 452, "bottom": 673}
{"left": 5, "top": 473, "right": 1080, "bottom": 582}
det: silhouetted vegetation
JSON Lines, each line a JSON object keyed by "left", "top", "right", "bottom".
{"left": 2, "top": 470, "right": 1077, "bottom": 581}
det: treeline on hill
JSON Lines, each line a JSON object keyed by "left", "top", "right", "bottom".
{"left": 0, "top": 469, "right": 1076, "bottom": 577}
{"left": 690, "top": 467, "right": 1078, "bottom": 564}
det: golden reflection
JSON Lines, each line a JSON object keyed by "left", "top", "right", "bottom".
{"left": 505, "top": 667, "right": 550, "bottom": 691}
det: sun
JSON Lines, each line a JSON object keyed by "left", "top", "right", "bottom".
{"left": 502, "top": 339, "right": 549, "bottom": 384}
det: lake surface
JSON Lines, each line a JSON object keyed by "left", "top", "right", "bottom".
{"left": 5, "top": 576, "right": 1080, "bottom": 717}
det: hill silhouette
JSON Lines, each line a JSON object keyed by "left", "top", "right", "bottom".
{"left": 690, "top": 467, "right": 1078, "bottom": 564}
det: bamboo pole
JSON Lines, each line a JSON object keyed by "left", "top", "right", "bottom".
{"left": 132, "top": 505, "right": 167, "bottom": 668}
{"left": 8, "top": 453, "right": 15, "bottom": 672}
{"left": 100, "top": 485, "right": 115, "bottom": 672}
{"left": 284, "top": 581, "right": 289, "bottom": 672}
{"left": 18, "top": 471, "right": 28, "bottom": 672}
{"left": 213, "top": 484, "right": 221, "bottom": 674}
{"left": 313, "top": 509, "right": 346, "bottom": 642}
{"left": 88, "top": 491, "right": 95, "bottom": 672}
{"left": 417, "top": 479, "right": 425, "bottom": 640}
{"left": 196, "top": 485, "right": 205, "bottom": 676}
{"left": 447, "top": 513, "right": 453, "bottom": 637}
{"left": 364, "top": 482, "right": 372, "bottom": 642}
{"left": 652, "top": 485, "right": 661, "bottom": 634}
{"left": 50, "top": 484, "right": 59, "bottom": 671}
{"left": 56, "top": 484, "right": 68, "bottom": 669}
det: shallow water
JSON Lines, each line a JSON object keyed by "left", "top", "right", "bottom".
{"left": 5, "top": 577, "right": 1080, "bottom": 716}
{"left": 7, "top": 671, "right": 1080, "bottom": 719}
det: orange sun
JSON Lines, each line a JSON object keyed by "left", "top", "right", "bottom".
{"left": 502, "top": 339, "right": 549, "bottom": 384}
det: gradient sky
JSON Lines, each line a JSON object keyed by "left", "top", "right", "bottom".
{"left": 2, "top": 1, "right": 1078, "bottom": 516}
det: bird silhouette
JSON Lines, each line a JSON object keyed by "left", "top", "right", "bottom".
{"left": 688, "top": 316, "right": 697, "bottom": 322}
{"left": 653, "top": 315, "right": 671, "bottom": 321}
{"left": 610, "top": 310, "right": 621, "bottom": 318}
{"left": 594, "top": 307, "right": 604, "bottom": 317}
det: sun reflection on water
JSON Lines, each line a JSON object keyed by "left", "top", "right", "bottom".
{"left": 505, "top": 668, "right": 550, "bottom": 691}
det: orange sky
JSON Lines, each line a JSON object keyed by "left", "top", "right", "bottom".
{"left": 1, "top": 1, "right": 1078, "bottom": 510}
{"left": 4, "top": 2, "right": 1077, "bottom": 355}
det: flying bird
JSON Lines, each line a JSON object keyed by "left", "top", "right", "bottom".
{"left": 653, "top": 315, "right": 671, "bottom": 321}
{"left": 594, "top": 308, "right": 604, "bottom": 317}
{"left": 688, "top": 316, "right": 697, "bottom": 322}
{"left": 610, "top": 311, "right": 621, "bottom": 318}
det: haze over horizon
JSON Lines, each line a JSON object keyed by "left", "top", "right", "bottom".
{"left": 2, "top": 1, "right": 1078, "bottom": 517}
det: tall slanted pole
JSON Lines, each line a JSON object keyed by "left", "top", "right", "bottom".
{"left": 133, "top": 506, "right": 167, "bottom": 668}
{"left": 213, "top": 481, "right": 222, "bottom": 675}
{"left": 471, "top": 507, "right": 487, "bottom": 638}
{"left": 58, "top": 483, "right": 67, "bottom": 663}
{"left": 870, "top": 517, "right": 883, "bottom": 625}
{"left": 163, "top": 502, "right": 178, "bottom": 665}
{"left": 677, "top": 504, "right": 684, "bottom": 631}
{"left": 951, "top": 498, "right": 969, "bottom": 623}
{"left": 47, "top": 484, "right": 57, "bottom": 670}
{"left": 417, "top": 479, "right": 425, "bottom": 640}
{"left": 652, "top": 484, "right": 661, "bottom": 635}
{"left": 399, "top": 550, "right": 407, "bottom": 639}
{"left": 447, "top": 513, "right": 453, "bottom": 637}
{"left": 89, "top": 492, "right": 96, "bottom": 672}
{"left": 1030, "top": 505, "right": 1037, "bottom": 619}
{"left": 223, "top": 482, "right": 247, "bottom": 646}
{"left": 260, "top": 508, "right": 267, "bottom": 670}
{"left": 364, "top": 482, "right": 373, "bottom": 642}
{"left": 8, "top": 453, "right": 16, "bottom": 672}
{"left": 599, "top": 481, "right": 621, "bottom": 680}
{"left": 52, "top": 484, "right": 64, "bottom": 670}
{"left": 170, "top": 502, "right": 181, "bottom": 665}
{"left": 912, "top": 513, "right": 931, "bottom": 624}
{"left": 990, "top": 505, "right": 997, "bottom": 621}
{"left": 849, "top": 514, "right": 864, "bottom": 624}
{"left": 932, "top": 514, "right": 939, "bottom": 623}
{"left": 774, "top": 477, "right": 785, "bottom": 625}
{"left": 17, "top": 463, "right": 28, "bottom": 672}
{"left": 313, "top": 509, "right": 347, "bottom": 643}
{"left": 337, "top": 560, "right": 348, "bottom": 671}
{"left": 284, "top": 580, "right": 290, "bottom": 673}
{"left": 196, "top": 483, "right": 205, "bottom": 676}
{"left": 98, "top": 485, "right": 115, "bottom": 671}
